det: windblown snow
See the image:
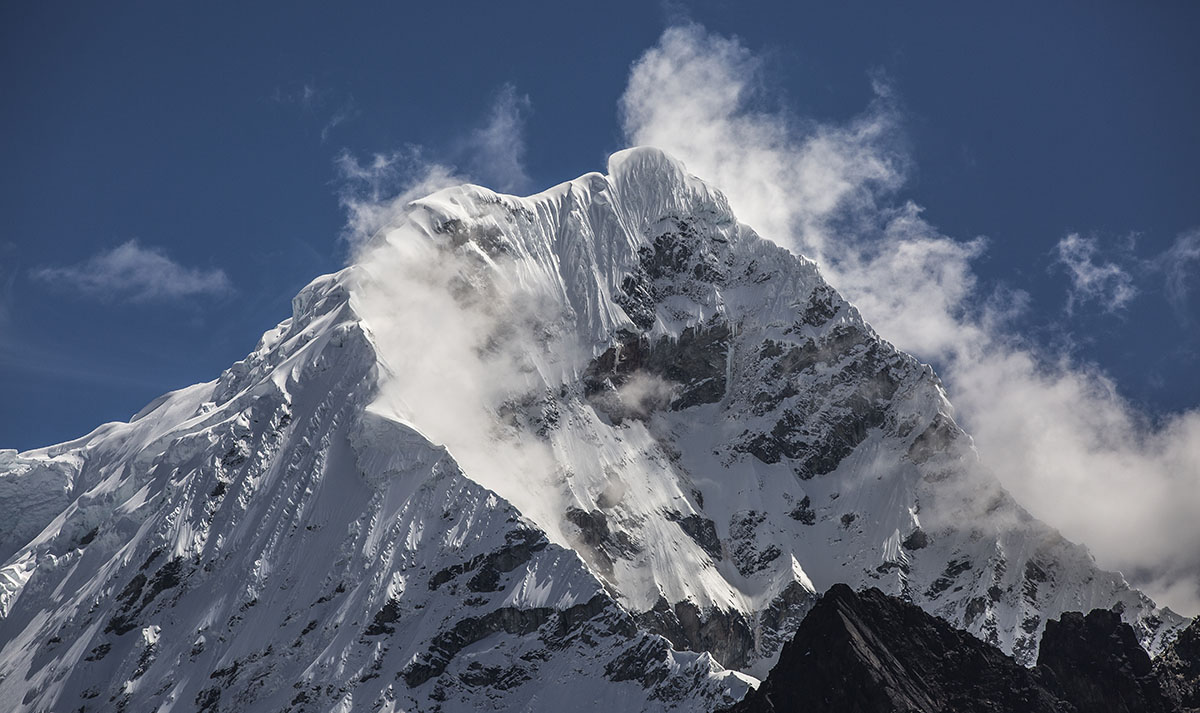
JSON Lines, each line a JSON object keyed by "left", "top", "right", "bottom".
{"left": 0, "top": 147, "right": 1185, "bottom": 712}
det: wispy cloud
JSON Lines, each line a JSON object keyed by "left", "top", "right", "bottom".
{"left": 272, "top": 80, "right": 360, "bottom": 143}
{"left": 620, "top": 23, "right": 1200, "bottom": 615}
{"left": 320, "top": 99, "right": 359, "bottom": 143}
{"left": 1160, "top": 229, "right": 1200, "bottom": 322}
{"left": 460, "top": 83, "right": 533, "bottom": 194}
{"left": 334, "top": 147, "right": 465, "bottom": 248}
{"left": 31, "top": 241, "right": 232, "bottom": 303}
{"left": 334, "top": 83, "right": 533, "bottom": 247}
{"left": 621, "top": 25, "right": 907, "bottom": 263}
{"left": 1053, "top": 233, "right": 1138, "bottom": 314}
{"left": 271, "top": 81, "right": 320, "bottom": 108}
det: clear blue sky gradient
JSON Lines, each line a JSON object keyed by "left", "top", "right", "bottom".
{"left": 2, "top": 1, "right": 1198, "bottom": 450}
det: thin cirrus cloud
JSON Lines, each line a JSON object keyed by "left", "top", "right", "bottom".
{"left": 619, "top": 22, "right": 1200, "bottom": 615}
{"left": 1053, "top": 233, "right": 1138, "bottom": 315}
{"left": 1160, "top": 228, "right": 1200, "bottom": 321}
{"left": 271, "top": 81, "right": 360, "bottom": 144}
{"left": 459, "top": 82, "right": 533, "bottom": 195}
{"left": 31, "top": 240, "right": 232, "bottom": 303}
{"left": 334, "top": 83, "right": 533, "bottom": 247}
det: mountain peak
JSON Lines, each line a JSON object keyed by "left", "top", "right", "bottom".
{"left": 0, "top": 153, "right": 1185, "bottom": 711}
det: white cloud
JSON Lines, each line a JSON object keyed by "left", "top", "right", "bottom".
{"left": 334, "top": 146, "right": 465, "bottom": 248}
{"left": 349, "top": 196, "right": 575, "bottom": 545}
{"left": 1054, "top": 233, "right": 1138, "bottom": 314}
{"left": 32, "top": 241, "right": 231, "bottom": 302}
{"left": 334, "top": 83, "right": 533, "bottom": 248}
{"left": 460, "top": 83, "right": 533, "bottom": 194}
{"left": 1161, "top": 228, "right": 1200, "bottom": 321}
{"left": 621, "top": 23, "right": 905, "bottom": 264}
{"left": 331, "top": 82, "right": 561, "bottom": 545}
{"left": 620, "top": 23, "right": 1200, "bottom": 615}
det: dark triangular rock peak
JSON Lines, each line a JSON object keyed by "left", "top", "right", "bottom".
{"left": 723, "top": 583, "right": 1069, "bottom": 713}
{"left": 724, "top": 584, "right": 1200, "bottom": 713}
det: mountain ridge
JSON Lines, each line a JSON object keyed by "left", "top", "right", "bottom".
{"left": 0, "top": 146, "right": 1184, "bottom": 711}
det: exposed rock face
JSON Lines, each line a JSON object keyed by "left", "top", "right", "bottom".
{"left": 1157, "top": 618, "right": 1200, "bottom": 711}
{"left": 725, "top": 584, "right": 1200, "bottom": 713}
{"left": 1037, "top": 609, "right": 1171, "bottom": 713}
{"left": 724, "top": 584, "right": 1069, "bottom": 713}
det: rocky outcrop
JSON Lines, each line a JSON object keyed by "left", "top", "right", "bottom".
{"left": 725, "top": 584, "right": 1200, "bottom": 713}
{"left": 725, "top": 584, "right": 1069, "bottom": 713}
{"left": 1157, "top": 618, "right": 1200, "bottom": 711}
{"left": 1036, "top": 608, "right": 1172, "bottom": 713}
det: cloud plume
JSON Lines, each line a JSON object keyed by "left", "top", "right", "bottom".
{"left": 460, "top": 83, "right": 533, "bottom": 194}
{"left": 620, "top": 23, "right": 1200, "bottom": 615}
{"left": 349, "top": 193, "right": 577, "bottom": 545}
{"left": 334, "top": 81, "right": 579, "bottom": 542}
{"left": 32, "top": 240, "right": 231, "bottom": 302}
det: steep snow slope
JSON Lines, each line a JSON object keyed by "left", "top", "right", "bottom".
{"left": 351, "top": 147, "right": 1184, "bottom": 674}
{"left": 0, "top": 147, "right": 1185, "bottom": 711}
{"left": 0, "top": 271, "right": 747, "bottom": 712}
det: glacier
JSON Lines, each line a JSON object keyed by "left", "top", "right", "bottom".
{"left": 0, "top": 146, "right": 1185, "bottom": 712}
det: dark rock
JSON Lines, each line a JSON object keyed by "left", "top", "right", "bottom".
{"left": 105, "top": 557, "right": 187, "bottom": 636}
{"left": 723, "top": 584, "right": 1189, "bottom": 713}
{"left": 907, "top": 414, "right": 961, "bottom": 465}
{"left": 1155, "top": 616, "right": 1200, "bottom": 710}
{"left": 428, "top": 528, "right": 547, "bottom": 592}
{"left": 614, "top": 270, "right": 657, "bottom": 331}
{"left": 584, "top": 322, "right": 731, "bottom": 420}
{"left": 458, "top": 662, "right": 532, "bottom": 690}
{"left": 1023, "top": 560, "right": 1052, "bottom": 601}
{"left": 605, "top": 637, "right": 672, "bottom": 687}
{"left": 926, "top": 558, "right": 973, "bottom": 597}
{"left": 364, "top": 598, "right": 402, "bottom": 636}
{"left": 195, "top": 686, "right": 221, "bottom": 712}
{"left": 664, "top": 510, "right": 722, "bottom": 560}
{"left": 84, "top": 642, "right": 110, "bottom": 662}
{"left": 564, "top": 507, "right": 640, "bottom": 575}
{"left": 723, "top": 584, "right": 1070, "bottom": 713}
{"left": 402, "top": 594, "right": 621, "bottom": 688}
{"left": 634, "top": 598, "right": 755, "bottom": 671}
{"left": 1037, "top": 609, "right": 1172, "bottom": 713}
{"left": 787, "top": 496, "right": 816, "bottom": 525}
{"left": 902, "top": 528, "right": 929, "bottom": 550}
{"left": 737, "top": 335, "right": 900, "bottom": 475}
{"left": 729, "top": 511, "right": 781, "bottom": 577}
{"left": 800, "top": 284, "right": 840, "bottom": 327}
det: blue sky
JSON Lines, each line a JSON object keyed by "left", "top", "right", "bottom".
{"left": 2, "top": 1, "right": 1198, "bottom": 451}
{"left": 4, "top": 1, "right": 1200, "bottom": 612}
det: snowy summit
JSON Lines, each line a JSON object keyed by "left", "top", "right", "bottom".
{"left": 0, "top": 148, "right": 1185, "bottom": 712}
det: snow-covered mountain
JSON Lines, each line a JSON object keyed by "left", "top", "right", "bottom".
{"left": 0, "top": 147, "right": 1185, "bottom": 712}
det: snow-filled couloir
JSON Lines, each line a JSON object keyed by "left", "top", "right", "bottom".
{"left": 0, "top": 147, "right": 1186, "bottom": 712}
